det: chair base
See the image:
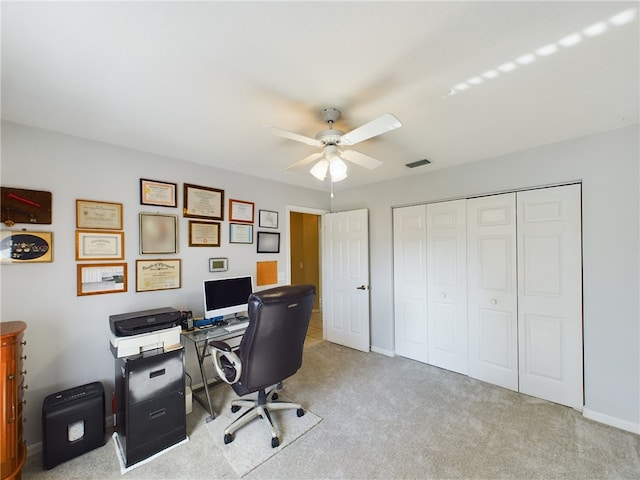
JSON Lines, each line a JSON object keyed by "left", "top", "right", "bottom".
{"left": 223, "top": 386, "right": 304, "bottom": 448}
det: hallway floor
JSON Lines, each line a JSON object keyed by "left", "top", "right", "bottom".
{"left": 304, "top": 310, "right": 323, "bottom": 347}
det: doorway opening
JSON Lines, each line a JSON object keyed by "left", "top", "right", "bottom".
{"left": 287, "top": 206, "right": 326, "bottom": 347}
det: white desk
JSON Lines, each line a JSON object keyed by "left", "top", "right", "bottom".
{"left": 180, "top": 321, "right": 248, "bottom": 422}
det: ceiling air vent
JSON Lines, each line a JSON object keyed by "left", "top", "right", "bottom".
{"left": 405, "top": 159, "right": 431, "bottom": 168}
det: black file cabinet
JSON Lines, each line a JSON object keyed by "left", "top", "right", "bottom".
{"left": 114, "top": 348, "right": 186, "bottom": 467}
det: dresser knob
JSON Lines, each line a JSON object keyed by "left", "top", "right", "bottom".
{"left": 21, "top": 384, "right": 29, "bottom": 391}
{"left": 21, "top": 400, "right": 27, "bottom": 405}
{"left": 21, "top": 340, "right": 27, "bottom": 346}
{"left": 20, "top": 355, "right": 27, "bottom": 360}
{"left": 8, "top": 374, "right": 15, "bottom": 380}
{"left": 21, "top": 370, "right": 27, "bottom": 376}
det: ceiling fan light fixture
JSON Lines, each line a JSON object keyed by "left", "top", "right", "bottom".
{"left": 329, "top": 157, "right": 348, "bottom": 182}
{"left": 310, "top": 159, "right": 329, "bottom": 181}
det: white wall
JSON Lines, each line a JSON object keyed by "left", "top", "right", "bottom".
{"left": 332, "top": 124, "right": 640, "bottom": 433}
{"left": 0, "top": 121, "right": 330, "bottom": 446}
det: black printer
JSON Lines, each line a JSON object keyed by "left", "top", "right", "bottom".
{"left": 109, "top": 306, "right": 181, "bottom": 337}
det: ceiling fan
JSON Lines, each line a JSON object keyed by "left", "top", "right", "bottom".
{"left": 262, "top": 107, "right": 401, "bottom": 184}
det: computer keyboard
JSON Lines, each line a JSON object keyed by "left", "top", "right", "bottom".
{"left": 224, "top": 321, "right": 249, "bottom": 332}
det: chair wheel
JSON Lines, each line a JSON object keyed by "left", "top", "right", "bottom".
{"left": 271, "top": 437, "right": 280, "bottom": 448}
{"left": 231, "top": 405, "right": 241, "bottom": 413}
{"left": 297, "top": 408, "right": 305, "bottom": 417}
{"left": 272, "top": 392, "right": 279, "bottom": 401}
{"left": 224, "top": 433, "right": 234, "bottom": 444}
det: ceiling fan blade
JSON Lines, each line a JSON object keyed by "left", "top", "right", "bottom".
{"left": 337, "top": 113, "right": 402, "bottom": 146}
{"left": 261, "top": 125, "right": 323, "bottom": 147}
{"left": 340, "top": 149, "right": 384, "bottom": 170}
{"left": 285, "top": 152, "right": 324, "bottom": 171}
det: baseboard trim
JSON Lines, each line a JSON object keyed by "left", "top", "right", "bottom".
{"left": 370, "top": 346, "right": 395, "bottom": 357}
{"left": 583, "top": 408, "right": 640, "bottom": 434}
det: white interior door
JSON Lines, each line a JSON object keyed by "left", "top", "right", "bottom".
{"left": 467, "top": 193, "right": 518, "bottom": 390}
{"left": 517, "top": 184, "right": 583, "bottom": 409}
{"left": 393, "top": 205, "right": 429, "bottom": 363}
{"left": 322, "top": 209, "right": 371, "bottom": 353}
{"left": 426, "top": 200, "right": 468, "bottom": 374}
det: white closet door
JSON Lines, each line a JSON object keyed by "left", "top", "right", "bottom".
{"left": 517, "top": 184, "right": 583, "bottom": 409}
{"left": 467, "top": 193, "right": 518, "bottom": 391}
{"left": 393, "top": 205, "right": 429, "bottom": 363}
{"left": 426, "top": 200, "right": 468, "bottom": 374}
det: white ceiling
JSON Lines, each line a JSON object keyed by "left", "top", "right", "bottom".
{"left": 2, "top": 1, "right": 638, "bottom": 193}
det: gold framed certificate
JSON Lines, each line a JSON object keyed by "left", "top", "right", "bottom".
{"left": 136, "top": 259, "right": 182, "bottom": 292}
{"left": 76, "top": 199, "right": 123, "bottom": 230}
{"left": 76, "top": 230, "right": 124, "bottom": 261}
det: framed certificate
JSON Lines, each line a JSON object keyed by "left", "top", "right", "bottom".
{"left": 229, "top": 223, "right": 253, "bottom": 244}
{"left": 259, "top": 209, "right": 278, "bottom": 228}
{"left": 76, "top": 199, "right": 123, "bottom": 230}
{"left": 136, "top": 259, "right": 182, "bottom": 292}
{"left": 229, "top": 199, "right": 255, "bottom": 223}
{"left": 140, "top": 178, "right": 177, "bottom": 207}
{"left": 189, "top": 221, "right": 221, "bottom": 247}
{"left": 183, "top": 183, "right": 224, "bottom": 220}
{"left": 76, "top": 230, "right": 124, "bottom": 261}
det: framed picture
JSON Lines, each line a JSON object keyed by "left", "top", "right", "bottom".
{"left": 229, "top": 223, "right": 253, "bottom": 244}
{"left": 76, "top": 199, "right": 123, "bottom": 230}
{"left": 257, "top": 231, "right": 280, "bottom": 253}
{"left": 77, "top": 262, "right": 127, "bottom": 296}
{"left": 1, "top": 230, "right": 53, "bottom": 263}
{"left": 136, "top": 259, "right": 182, "bottom": 292}
{"left": 209, "top": 257, "right": 228, "bottom": 272}
{"left": 140, "top": 178, "right": 177, "bottom": 207}
{"left": 258, "top": 209, "right": 279, "bottom": 228}
{"left": 76, "top": 230, "right": 124, "bottom": 261}
{"left": 1, "top": 187, "right": 52, "bottom": 225}
{"left": 183, "top": 183, "right": 224, "bottom": 220}
{"left": 229, "top": 199, "right": 255, "bottom": 223}
{"left": 139, "top": 213, "right": 178, "bottom": 254}
{"left": 189, "top": 220, "right": 221, "bottom": 247}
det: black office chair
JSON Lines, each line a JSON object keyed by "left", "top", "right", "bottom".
{"left": 209, "top": 284, "right": 316, "bottom": 448}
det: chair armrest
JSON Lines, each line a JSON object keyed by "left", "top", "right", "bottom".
{"left": 209, "top": 340, "right": 232, "bottom": 353}
{"left": 209, "top": 340, "right": 242, "bottom": 384}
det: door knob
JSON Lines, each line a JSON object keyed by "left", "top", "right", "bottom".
{"left": 356, "top": 285, "right": 368, "bottom": 290}
{"left": 490, "top": 298, "right": 497, "bottom": 305}
{"left": 441, "top": 293, "right": 447, "bottom": 299}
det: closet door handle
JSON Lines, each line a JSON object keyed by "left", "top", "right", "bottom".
{"left": 490, "top": 298, "right": 497, "bottom": 305}
{"left": 356, "top": 285, "right": 368, "bottom": 290}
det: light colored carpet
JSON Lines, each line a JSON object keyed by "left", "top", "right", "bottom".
{"left": 20, "top": 341, "right": 640, "bottom": 479}
{"left": 206, "top": 388, "right": 322, "bottom": 477}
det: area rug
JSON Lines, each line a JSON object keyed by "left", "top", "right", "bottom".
{"left": 206, "top": 392, "right": 322, "bottom": 477}
{"left": 112, "top": 432, "right": 189, "bottom": 475}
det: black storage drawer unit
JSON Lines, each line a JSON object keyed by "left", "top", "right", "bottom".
{"left": 115, "top": 348, "right": 186, "bottom": 467}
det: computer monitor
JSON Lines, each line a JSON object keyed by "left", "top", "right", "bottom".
{"left": 203, "top": 275, "right": 253, "bottom": 320}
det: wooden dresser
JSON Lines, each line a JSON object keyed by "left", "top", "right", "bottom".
{"left": 1, "top": 322, "right": 27, "bottom": 480}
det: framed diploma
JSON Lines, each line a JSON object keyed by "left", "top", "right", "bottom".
{"left": 136, "top": 259, "right": 182, "bottom": 292}
{"left": 258, "top": 209, "right": 278, "bottom": 228}
{"left": 76, "top": 230, "right": 124, "bottom": 261}
{"left": 229, "top": 199, "right": 255, "bottom": 223}
{"left": 183, "top": 183, "right": 224, "bottom": 220}
{"left": 139, "top": 213, "right": 178, "bottom": 254}
{"left": 140, "top": 178, "right": 178, "bottom": 207}
{"left": 188, "top": 220, "right": 221, "bottom": 247}
{"left": 229, "top": 223, "right": 253, "bottom": 244}
{"left": 76, "top": 199, "right": 123, "bottom": 230}
{"left": 77, "top": 262, "right": 127, "bottom": 296}
{"left": 1, "top": 230, "right": 53, "bottom": 263}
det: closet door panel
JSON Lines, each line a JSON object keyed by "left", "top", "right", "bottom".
{"left": 393, "top": 205, "right": 429, "bottom": 363}
{"left": 467, "top": 194, "right": 518, "bottom": 390}
{"left": 426, "top": 200, "right": 467, "bottom": 374}
{"left": 517, "top": 184, "right": 583, "bottom": 409}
